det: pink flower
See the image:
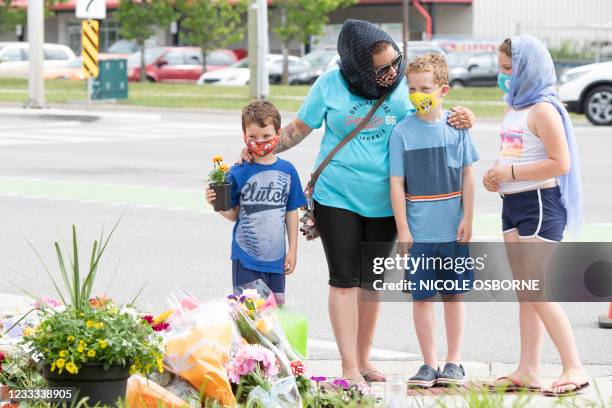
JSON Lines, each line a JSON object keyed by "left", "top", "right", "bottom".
{"left": 152, "top": 322, "right": 170, "bottom": 332}
{"left": 227, "top": 344, "right": 278, "bottom": 383}
{"left": 142, "top": 315, "right": 154, "bottom": 325}
{"left": 290, "top": 360, "right": 305, "bottom": 377}
{"left": 34, "top": 297, "right": 61, "bottom": 309}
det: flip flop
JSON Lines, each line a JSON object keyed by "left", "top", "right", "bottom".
{"left": 361, "top": 369, "right": 386, "bottom": 383}
{"left": 486, "top": 376, "right": 542, "bottom": 393}
{"left": 542, "top": 381, "right": 590, "bottom": 397}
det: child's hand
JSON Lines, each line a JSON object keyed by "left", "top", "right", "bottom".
{"left": 457, "top": 218, "right": 473, "bottom": 243}
{"left": 482, "top": 173, "right": 499, "bottom": 192}
{"left": 284, "top": 251, "right": 296, "bottom": 275}
{"left": 486, "top": 165, "right": 512, "bottom": 184}
{"left": 205, "top": 185, "right": 216, "bottom": 205}
{"left": 397, "top": 229, "right": 413, "bottom": 256}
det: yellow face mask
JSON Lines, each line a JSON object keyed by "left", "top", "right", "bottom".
{"left": 409, "top": 87, "right": 443, "bottom": 113}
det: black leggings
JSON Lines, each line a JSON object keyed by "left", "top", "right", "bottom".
{"left": 314, "top": 200, "right": 397, "bottom": 288}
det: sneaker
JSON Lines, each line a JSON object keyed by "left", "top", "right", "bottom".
{"left": 407, "top": 364, "right": 440, "bottom": 388}
{"left": 437, "top": 363, "right": 465, "bottom": 387}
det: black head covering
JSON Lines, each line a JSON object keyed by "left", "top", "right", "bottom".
{"left": 337, "top": 19, "right": 406, "bottom": 100}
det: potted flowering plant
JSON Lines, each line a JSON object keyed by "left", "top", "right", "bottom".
{"left": 208, "top": 155, "right": 232, "bottom": 212}
{"left": 19, "top": 223, "right": 165, "bottom": 406}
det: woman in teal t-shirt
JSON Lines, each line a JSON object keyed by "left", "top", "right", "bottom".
{"left": 242, "top": 19, "right": 474, "bottom": 385}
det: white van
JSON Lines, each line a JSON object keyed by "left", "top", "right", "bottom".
{"left": 0, "top": 42, "right": 76, "bottom": 78}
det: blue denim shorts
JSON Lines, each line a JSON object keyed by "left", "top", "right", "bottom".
{"left": 232, "top": 260, "right": 286, "bottom": 294}
{"left": 502, "top": 186, "right": 566, "bottom": 242}
{"left": 404, "top": 241, "right": 474, "bottom": 301}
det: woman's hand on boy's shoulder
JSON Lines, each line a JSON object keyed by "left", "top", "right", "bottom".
{"left": 448, "top": 106, "right": 475, "bottom": 129}
{"left": 236, "top": 147, "right": 254, "bottom": 165}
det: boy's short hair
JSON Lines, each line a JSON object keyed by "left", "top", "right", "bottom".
{"left": 405, "top": 53, "right": 449, "bottom": 87}
{"left": 241, "top": 100, "right": 282, "bottom": 133}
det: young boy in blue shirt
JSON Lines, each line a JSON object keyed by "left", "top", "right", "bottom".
{"left": 389, "top": 54, "right": 479, "bottom": 388}
{"left": 206, "top": 100, "right": 307, "bottom": 304}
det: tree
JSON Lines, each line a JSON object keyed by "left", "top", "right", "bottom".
{"left": 176, "top": 0, "right": 247, "bottom": 75}
{"left": 0, "top": 0, "right": 67, "bottom": 40}
{"left": 272, "top": 0, "right": 355, "bottom": 85}
{"left": 116, "top": 0, "right": 175, "bottom": 82}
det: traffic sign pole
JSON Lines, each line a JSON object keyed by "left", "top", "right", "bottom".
{"left": 26, "top": 0, "right": 45, "bottom": 108}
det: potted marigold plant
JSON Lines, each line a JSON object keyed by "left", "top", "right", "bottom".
{"left": 19, "top": 223, "right": 165, "bottom": 406}
{"left": 208, "top": 155, "right": 232, "bottom": 212}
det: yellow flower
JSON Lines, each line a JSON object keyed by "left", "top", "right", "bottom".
{"left": 156, "top": 357, "right": 164, "bottom": 373}
{"left": 219, "top": 163, "right": 230, "bottom": 173}
{"left": 99, "top": 340, "right": 108, "bottom": 349}
{"left": 50, "top": 362, "right": 56, "bottom": 372}
{"left": 22, "top": 327, "right": 35, "bottom": 337}
{"left": 55, "top": 358, "right": 65, "bottom": 369}
{"left": 153, "top": 309, "right": 174, "bottom": 325}
{"left": 59, "top": 350, "right": 68, "bottom": 358}
{"left": 67, "top": 336, "right": 75, "bottom": 342}
{"left": 86, "top": 320, "right": 95, "bottom": 329}
{"left": 65, "top": 362, "right": 78, "bottom": 375}
{"left": 77, "top": 345, "right": 84, "bottom": 353}
{"left": 255, "top": 318, "right": 271, "bottom": 335}
{"left": 94, "top": 322, "right": 104, "bottom": 329}
{"left": 129, "top": 365, "right": 138, "bottom": 375}
{"left": 87, "top": 350, "right": 96, "bottom": 358}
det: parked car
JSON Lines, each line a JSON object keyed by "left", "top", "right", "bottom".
{"left": 44, "top": 54, "right": 117, "bottom": 80}
{"left": 447, "top": 51, "right": 498, "bottom": 88}
{"left": 290, "top": 50, "right": 339, "bottom": 85}
{"left": 197, "top": 54, "right": 304, "bottom": 86}
{"left": 558, "top": 60, "right": 612, "bottom": 126}
{"left": 127, "top": 46, "right": 238, "bottom": 82}
{"left": 0, "top": 42, "right": 76, "bottom": 78}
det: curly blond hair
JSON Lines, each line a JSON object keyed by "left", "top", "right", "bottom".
{"left": 405, "top": 53, "right": 449, "bottom": 87}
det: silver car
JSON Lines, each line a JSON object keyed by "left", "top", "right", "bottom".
{"left": 447, "top": 51, "right": 498, "bottom": 88}
{"left": 0, "top": 42, "right": 76, "bottom": 78}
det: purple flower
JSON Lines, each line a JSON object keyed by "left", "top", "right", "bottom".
{"left": 333, "top": 378, "right": 350, "bottom": 389}
{"left": 227, "top": 294, "right": 238, "bottom": 301}
{"left": 310, "top": 376, "right": 327, "bottom": 383}
{"left": 239, "top": 295, "right": 246, "bottom": 303}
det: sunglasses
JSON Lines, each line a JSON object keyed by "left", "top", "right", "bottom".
{"left": 375, "top": 53, "right": 403, "bottom": 79}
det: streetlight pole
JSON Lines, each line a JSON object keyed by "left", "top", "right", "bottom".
{"left": 248, "top": 0, "right": 269, "bottom": 100}
{"left": 26, "top": 0, "right": 45, "bottom": 108}
{"left": 402, "top": 0, "right": 409, "bottom": 61}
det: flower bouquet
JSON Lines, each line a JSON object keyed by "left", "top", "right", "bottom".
{"left": 208, "top": 155, "right": 232, "bottom": 212}
{"left": 15, "top": 223, "right": 165, "bottom": 406}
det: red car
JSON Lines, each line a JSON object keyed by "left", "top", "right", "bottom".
{"left": 128, "top": 46, "right": 238, "bottom": 82}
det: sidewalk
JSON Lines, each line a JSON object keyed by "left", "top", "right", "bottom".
{"left": 308, "top": 360, "right": 612, "bottom": 406}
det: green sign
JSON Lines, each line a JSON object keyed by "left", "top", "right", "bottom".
{"left": 92, "top": 59, "right": 128, "bottom": 100}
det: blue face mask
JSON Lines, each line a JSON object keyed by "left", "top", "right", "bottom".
{"left": 498, "top": 72, "right": 512, "bottom": 94}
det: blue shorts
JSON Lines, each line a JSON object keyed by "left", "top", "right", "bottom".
{"left": 232, "top": 260, "right": 285, "bottom": 294}
{"left": 404, "top": 242, "right": 474, "bottom": 301}
{"left": 502, "top": 186, "right": 566, "bottom": 242}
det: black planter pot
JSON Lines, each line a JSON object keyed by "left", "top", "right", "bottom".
{"left": 42, "top": 363, "right": 130, "bottom": 406}
{"left": 212, "top": 182, "right": 232, "bottom": 212}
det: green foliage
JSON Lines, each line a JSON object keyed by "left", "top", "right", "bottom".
{"left": 271, "top": 0, "right": 355, "bottom": 45}
{"left": 0, "top": 0, "right": 68, "bottom": 34}
{"left": 208, "top": 156, "right": 230, "bottom": 185}
{"left": 549, "top": 40, "right": 596, "bottom": 61}
{"left": 176, "top": 0, "right": 247, "bottom": 73}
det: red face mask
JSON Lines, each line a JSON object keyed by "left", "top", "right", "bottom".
{"left": 245, "top": 135, "right": 279, "bottom": 157}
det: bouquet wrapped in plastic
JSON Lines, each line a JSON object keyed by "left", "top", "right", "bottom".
{"left": 162, "top": 291, "right": 236, "bottom": 406}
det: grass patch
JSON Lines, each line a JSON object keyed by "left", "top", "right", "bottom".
{"left": 0, "top": 78, "right": 586, "bottom": 121}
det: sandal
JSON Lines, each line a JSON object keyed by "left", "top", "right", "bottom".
{"left": 542, "top": 381, "right": 589, "bottom": 397}
{"left": 361, "top": 369, "right": 386, "bottom": 383}
{"left": 487, "top": 376, "right": 542, "bottom": 393}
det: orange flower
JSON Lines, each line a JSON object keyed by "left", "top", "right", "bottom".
{"left": 212, "top": 155, "right": 223, "bottom": 163}
{"left": 219, "top": 163, "right": 230, "bottom": 173}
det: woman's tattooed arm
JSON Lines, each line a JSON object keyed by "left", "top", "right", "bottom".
{"left": 275, "top": 119, "right": 314, "bottom": 153}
